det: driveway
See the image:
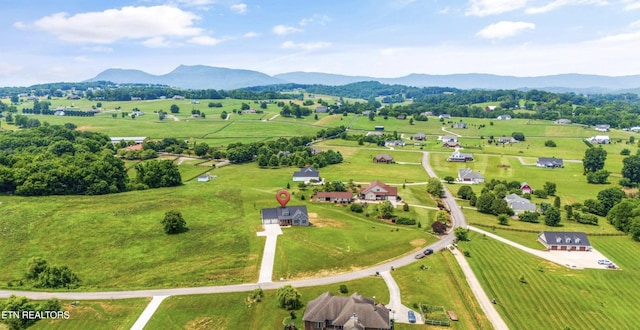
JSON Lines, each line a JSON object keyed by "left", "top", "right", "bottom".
{"left": 256, "top": 224, "right": 283, "bottom": 283}
{"left": 380, "top": 271, "right": 422, "bottom": 324}
{"left": 469, "top": 226, "right": 615, "bottom": 270}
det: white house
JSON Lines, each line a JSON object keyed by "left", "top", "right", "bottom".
{"left": 496, "top": 115, "right": 511, "bottom": 120}
{"left": 292, "top": 167, "right": 320, "bottom": 182}
{"left": 458, "top": 168, "right": 484, "bottom": 184}
{"left": 586, "top": 135, "right": 610, "bottom": 144}
{"left": 595, "top": 124, "right": 610, "bottom": 132}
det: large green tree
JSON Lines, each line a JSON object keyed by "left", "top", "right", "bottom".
{"left": 583, "top": 147, "right": 607, "bottom": 174}
{"left": 476, "top": 191, "right": 496, "bottom": 214}
{"left": 622, "top": 154, "right": 640, "bottom": 184}
{"left": 426, "top": 178, "right": 445, "bottom": 197}
{"left": 276, "top": 285, "right": 302, "bottom": 310}
{"left": 597, "top": 187, "right": 626, "bottom": 215}
{"left": 544, "top": 206, "right": 561, "bottom": 227}
{"left": 379, "top": 201, "right": 394, "bottom": 219}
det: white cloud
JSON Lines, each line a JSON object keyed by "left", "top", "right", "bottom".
{"left": 281, "top": 41, "right": 331, "bottom": 50}
{"left": 230, "top": 3, "right": 247, "bottom": 14}
{"left": 624, "top": 0, "right": 640, "bottom": 10}
{"left": 13, "top": 21, "right": 26, "bottom": 29}
{"left": 526, "top": 0, "right": 608, "bottom": 14}
{"left": 465, "top": 0, "right": 528, "bottom": 16}
{"left": 593, "top": 30, "right": 640, "bottom": 43}
{"left": 142, "top": 37, "right": 172, "bottom": 48}
{"left": 243, "top": 31, "right": 259, "bottom": 38}
{"left": 272, "top": 24, "right": 302, "bottom": 35}
{"left": 177, "top": 0, "right": 217, "bottom": 6}
{"left": 631, "top": 20, "right": 640, "bottom": 29}
{"left": 299, "top": 14, "right": 331, "bottom": 26}
{"left": 189, "top": 35, "right": 224, "bottom": 45}
{"left": 476, "top": 21, "right": 535, "bottom": 39}
{"left": 74, "top": 56, "right": 90, "bottom": 62}
{"left": 82, "top": 46, "right": 113, "bottom": 53}
{"left": 31, "top": 6, "right": 202, "bottom": 44}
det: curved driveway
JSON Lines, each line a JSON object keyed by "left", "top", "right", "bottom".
{"left": 0, "top": 152, "right": 506, "bottom": 329}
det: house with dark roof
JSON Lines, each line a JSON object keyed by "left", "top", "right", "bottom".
{"left": 373, "top": 154, "right": 394, "bottom": 164}
{"left": 360, "top": 180, "right": 397, "bottom": 201}
{"left": 316, "top": 106, "right": 328, "bottom": 113}
{"left": 457, "top": 168, "right": 484, "bottom": 184}
{"left": 414, "top": 133, "right": 426, "bottom": 141}
{"left": 261, "top": 206, "right": 309, "bottom": 226}
{"left": 538, "top": 231, "right": 591, "bottom": 251}
{"left": 504, "top": 193, "right": 536, "bottom": 214}
{"left": 302, "top": 292, "right": 390, "bottom": 330}
{"left": 293, "top": 167, "right": 321, "bottom": 182}
{"left": 316, "top": 191, "right": 353, "bottom": 203}
{"left": 448, "top": 150, "right": 473, "bottom": 162}
{"left": 537, "top": 157, "right": 564, "bottom": 168}
{"left": 595, "top": 124, "right": 610, "bottom": 132}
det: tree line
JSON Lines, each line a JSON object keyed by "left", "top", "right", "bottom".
{"left": 0, "top": 125, "right": 181, "bottom": 196}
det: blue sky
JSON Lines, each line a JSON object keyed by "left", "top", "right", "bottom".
{"left": 2, "top": 0, "right": 640, "bottom": 86}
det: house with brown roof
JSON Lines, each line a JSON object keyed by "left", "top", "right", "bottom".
{"left": 360, "top": 180, "right": 397, "bottom": 201}
{"left": 303, "top": 292, "right": 390, "bottom": 330}
{"left": 315, "top": 191, "right": 353, "bottom": 203}
{"left": 373, "top": 154, "right": 394, "bottom": 164}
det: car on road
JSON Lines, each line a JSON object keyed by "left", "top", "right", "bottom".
{"left": 424, "top": 248, "right": 434, "bottom": 255}
{"left": 414, "top": 248, "right": 434, "bottom": 259}
{"left": 414, "top": 253, "right": 426, "bottom": 259}
{"left": 598, "top": 259, "right": 612, "bottom": 265}
{"left": 408, "top": 310, "right": 416, "bottom": 323}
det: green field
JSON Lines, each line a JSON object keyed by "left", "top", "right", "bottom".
{"left": 460, "top": 232, "right": 640, "bottom": 329}
{"left": 29, "top": 299, "right": 148, "bottom": 330}
{"left": 145, "top": 277, "right": 390, "bottom": 329}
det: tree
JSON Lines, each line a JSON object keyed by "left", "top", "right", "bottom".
{"left": 586, "top": 169, "right": 610, "bottom": 184}
{"left": 443, "top": 176, "right": 455, "bottom": 184}
{"left": 597, "top": 187, "right": 626, "bottom": 215}
{"left": 431, "top": 221, "right": 447, "bottom": 234}
{"left": 511, "top": 132, "right": 525, "bottom": 141}
{"left": 498, "top": 214, "right": 510, "bottom": 226}
{"left": 544, "top": 140, "right": 557, "bottom": 147}
{"left": 339, "top": 284, "right": 348, "bottom": 294}
{"left": 621, "top": 148, "right": 631, "bottom": 156}
{"left": 607, "top": 199, "right": 640, "bottom": 232}
{"left": 543, "top": 182, "right": 557, "bottom": 196}
{"left": 221, "top": 111, "right": 228, "bottom": 120}
{"left": 25, "top": 257, "right": 48, "bottom": 280}
{"left": 426, "top": 178, "right": 444, "bottom": 197}
{"left": 457, "top": 186, "right": 474, "bottom": 200}
{"left": 544, "top": 206, "right": 561, "bottom": 226}
{"left": 162, "top": 210, "right": 187, "bottom": 234}
{"left": 553, "top": 196, "right": 561, "bottom": 208}
{"left": 276, "top": 285, "right": 301, "bottom": 310}
{"left": 194, "top": 142, "right": 210, "bottom": 157}
{"left": 170, "top": 104, "right": 180, "bottom": 113}
{"left": 583, "top": 147, "right": 607, "bottom": 174}
{"left": 379, "top": 200, "right": 394, "bottom": 219}
{"left": 491, "top": 198, "right": 513, "bottom": 216}
{"left": 519, "top": 211, "right": 540, "bottom": 223}
{"left": 476, "top": 191, "right": 495, "bottom": 214}
{"left": 454, "top": 227, "right": 469, "bottom": 241}
{"left": 622, "top": 154, "right": 640, "bottom": 184}
{"left": 434, "top": 210, "right": 450, "bottom": 224}
{"left": 350, "top": 203, "right": 364, "bottom": 213}
{"left": 368, "top": 111, "right": 375, "bottom": 121}
{"left": 135, "top": 160, "right": 182, "bottom": 188}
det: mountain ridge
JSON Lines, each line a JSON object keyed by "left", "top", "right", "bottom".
{"left": 87, "top": 65, "right": 640, "bottom": 93}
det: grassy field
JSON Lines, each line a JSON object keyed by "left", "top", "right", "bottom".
{"left": 145, "top": 277, "right": 389, "bottom": 329}
{"left": 393, "top": 251, "right": 492, "bottom": 330}
{"left": 29, "top": 299, "right": 148, "bottom": 330}
{"left": 459, "top": 232, "right": 640, "bottom": 329}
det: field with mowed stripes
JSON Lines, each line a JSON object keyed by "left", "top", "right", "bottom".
{"left": 459, "top": 232, "right": 640, "bottom": 329}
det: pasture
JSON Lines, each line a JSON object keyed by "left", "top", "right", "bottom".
{"left": 30, "top": 299, "right": 148, "bottom": 330}
{"left": 459, "top": 232, "right": 640, "bottom": 330}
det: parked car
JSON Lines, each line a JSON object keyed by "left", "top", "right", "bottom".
{"left": 408, "top": 310, "right": 416, "bottom": 323}
{"left": 598, "top": 260, "right": 612, "bottom": 265}
{"left": 424, "top": 248, "right": 434, "bottom": 255}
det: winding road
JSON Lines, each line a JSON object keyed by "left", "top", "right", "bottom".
{"left": 0, "top": 152, "right": 508, "bottom": 330}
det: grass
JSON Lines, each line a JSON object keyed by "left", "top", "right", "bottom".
{"left": 459, "top": 231, "right": 640, "bottom": 329}
{"left": 145, "top": 277, "right": 389, "bottom": 330}
{"left": 29, "top": 299, "right": 148, "bottom": 330}
{"left": 393, "top": 251, "right": 492, "bottom": 330}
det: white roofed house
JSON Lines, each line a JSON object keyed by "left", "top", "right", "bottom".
{"left": 448, "top": 150, "right": 473, "bottom": 162}
{"left": 496, "top": 114, "right": 511, "bottom": 120}
{"left": 586, "top": 135, "right": 610, "bottom": 144}
{"left": 595, "top": 124, "right": 610, "bottom": 132}
{"left": 504, "top": 193, "right": 536, "bottom": 215}
{"left": 457, "top": 168, "right": 484, "bottom": 184}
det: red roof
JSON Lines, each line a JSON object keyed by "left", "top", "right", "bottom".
{"left": 360, "top": 180, "right": 397, "bottom": 197}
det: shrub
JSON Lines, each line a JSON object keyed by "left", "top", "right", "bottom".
{"left": 395, "top": 217, "right": 416, "bottom": 225}
{"left": 339, "top": 284, "right": 348, "bottom": 294}
{"left": 621, "top": 148, "right": 631, "bottom": 156}
{"left": 349, "top": 203, "right": 364, "bottom": 213}
{"left": 533, "top": 190, "right": 548, "bottom": 198}
{"left": 544, "top": 140, "right": 557, "bottom": 147}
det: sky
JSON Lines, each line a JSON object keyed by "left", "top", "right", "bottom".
{"left": 2, "top": 0, "right": 640, "bottom": 86}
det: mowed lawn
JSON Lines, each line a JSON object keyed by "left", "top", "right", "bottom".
{"left": 145, "top": 277, "right": 390, "bottom": 330}
{"left": 29, "top": 299, "right": 148, "bottom": 330}
{"left": 459, "top": 232, "right": 640, "bottom": 330}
